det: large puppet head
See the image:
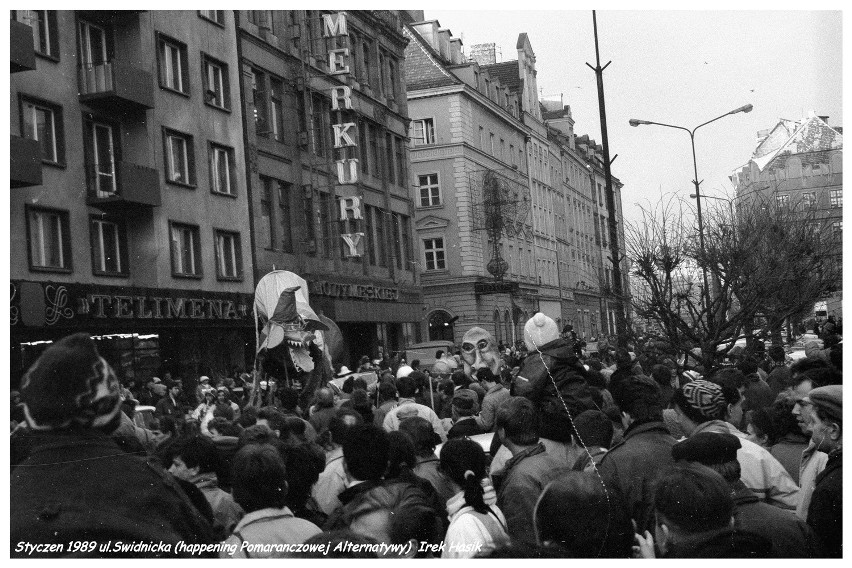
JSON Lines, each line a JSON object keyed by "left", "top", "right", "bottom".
{"left": 461, "top": 327, "right": 503, "bottom": 376}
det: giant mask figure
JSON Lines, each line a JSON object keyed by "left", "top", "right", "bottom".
{"left": 461, "top": 327, "right": 503, "bottom": 376}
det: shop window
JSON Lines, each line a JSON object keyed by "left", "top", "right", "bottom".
{"left": 169, "top": 221, "right": 201, "bottom": 277}
{"left": 214, "top": 229, "right": 242, "bottom": 280}
{"left": 423, "top": 237, "right": 446, "bottom": 271}
{"left": 27, "top": 206, "right": 71, "bottom": 272}
{"left": 20, "top": 95, "right": 64, "bottom": 166}
{"left": 157, "top": 33, "right": 189, "bottom": 94}
{"left": 163, "top": 128, "right": 195, "bottom": 186}
{"left": 202, "top": 53, "right": 229, "bottom": 110}
{"left": 209, "top": 142, "right": 236, "bottom": 196}
{"left": 90, "top": 216, "right": 128, "bottom": 276}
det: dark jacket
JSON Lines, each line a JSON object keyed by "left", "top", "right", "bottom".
{"left": 447, "top": 417, "right": 484, "bottom": 439}
{"left": 513, "top": 338, "right": 594, "bottom": 442}
{"left": 598, "top": 420, "right": 677, "bottom": 534}
{"left": 766, "top": 365, "right": 792, "bottom": 396}
{"left": 665, "top": 527, "right": 774, "bottom": 558}
{"left": 493, "top": 442, "right": 570, "bottom": 545}
{"left": 731, "top": 480, "right": 823, "bottom": 557}
{"left": 10, "top": 430, "right": 217, "bottom": 557}
{"left": 154, "top": 394, "right": 181, "bottom": 419}
{"left": 807, "top": 448, "right": 842, "bottom": 558}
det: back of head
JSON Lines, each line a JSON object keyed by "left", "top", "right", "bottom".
{"left": 257, "top": 406, "right": 290, "bottom": 438}
{"left": 316, "top": 387, "right": 335, "bottom": 408}
{"left": 535, "top": 472, "right": 633, "bottom": 558}
{"left": 476, "top": 367, "right": 498, "bottom": 385}
{"left": 801, "top": 366, "right": 842, "bottom": 389}
{"left": 386, "top": 430, "right": 417, "bottom": 479}
{"left": 654, "top": 463, "right": 733, "bottom": 534}
{"left": 327, "top": 408, "right": 363, "bottom": 446}
{"left": 707, "top": 370, "right": 743, "bottom": 406}
{"left": 451, "top": 369, "right": 471, "bottom": 389}
{"left": 378, "top": 381, "right": 397, "bottom": 403}
{"left": 572, "top": 410, "right": 614, "bottom": 449}
{"left": 399, "top": 416, "right": 441, "bottom": 457}
{"left": 790, "top": 356, "right": 830, "bottom": 379}
{"left": 279, "top": 387, "right": 300, "bottom": 411}
{"left": 672, "top": 380, "right": 727, "bottom": 424}
{"left": 439, "top": 438, "right": 489, "bottom": 513}
{"left": 171, "top": 434, "right": 219, "bottom": 473}
{"left": 736, "top": 357, "right": 759, "bottom": 377}
{"left": 342, "top": 423, "right": 389, "bottom": 482}
{"left": 524, "top": 312, "right": 559, "bottom": 351}
{"left": 610, "top": 375, "right": 663, "bottom": 423}
{"left": 495, "top": 396, "right": 539, "bottom": 445}
{"left": 395, "top": 375, "right": 416, "bottom": 398}
{"left": 282, "top": 443, "right": 325, "bottom": 511}
{"left": 238, "top": 423, "right": 277, "bottom": 447}
{"left": 671, "top": 432, "right": 742, "bottom": 484}
{"left": 231, "top": 442, "right": 288, "bottom": 513}
{"left": 451, "top": 388, "right": 479, "bottom": 417}
{"left": 651, "top": 364, "right": 672, "bottom": 387}
{"left": 767, "top": 345, "right": 786, "bottom": 363}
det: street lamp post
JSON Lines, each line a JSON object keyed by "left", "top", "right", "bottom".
{"left": 629, "top": 104, "right": 752, "bottom": 354}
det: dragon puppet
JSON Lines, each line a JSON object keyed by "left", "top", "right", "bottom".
{"left": 252, "top": 270, "right": 343, "bottom": 409}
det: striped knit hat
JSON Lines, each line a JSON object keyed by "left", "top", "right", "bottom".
{"left": 679, "top": 379, "right": 727, "bottom": 421}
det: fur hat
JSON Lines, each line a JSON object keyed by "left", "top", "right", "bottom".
{"left": 20, "top": 333, "right": 122, "bottom": 431}
{"left": 524, "top": 312, "right": 560, "bottom": 351}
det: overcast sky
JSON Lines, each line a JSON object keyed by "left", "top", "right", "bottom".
{"left": 427, "top": 9, "right": 843, "bottom": 226}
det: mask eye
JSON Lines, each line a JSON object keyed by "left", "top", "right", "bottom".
{"left": 477, "top": 340, "right": 489, "bottom": 350}
{"left": 462, "top": 343, "right": 475, "bottom": 352}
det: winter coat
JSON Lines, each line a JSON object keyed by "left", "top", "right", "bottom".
{"left": 383, "top": 399, "right": 447, "bottom": 442}
{"left": 731, "top": 480, "right": 823, "bottom": 557}
{"left": 597, "top": 420, "right": 677, "bottom": 534}
{"left": 806, "top": 448, "right": 842, "bottom": 558}
{"left": 220, "top": 506, "right": 321, "bottom": 558}
{"left": 191, "top": 473, "right": 244, "bottom": 537}
{"left": 447, "top": 417, "right": 485, "bottom": 439}
{"left": 770, "top": 433, "right": 809, "bottom": 485}
{"left": 311, "top": 446, "right": 346, "bottom": 516}
{"left": 413, "top": 455, "right": 457, "bottom": 505}
{"left": 665, "top": 527, "right": 774, "bottom": 558}
{"left": 475, "top": 384, "right": 510, "bottom": 432}
{"left": 11, "top": 430, "right": 217, "bottom": 557}
{"left": 442, "top": 484, "right": 509, "bottom": 558}
{"left": 796, "top": 439, "right": 828, "bottom": 521}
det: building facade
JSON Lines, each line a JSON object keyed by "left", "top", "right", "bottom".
{"left": 730, "top": 112, "right": 843, "bottom": 317}
{"left": 10, "top": 10, "right": 257, "bottom": 386}
{"left": 236, "top": 10, "right": 422, "bottom": 365}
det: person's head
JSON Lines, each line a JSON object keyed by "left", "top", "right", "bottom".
{"left": 476, "top": 367, "right": 499, "bottom": 387}
{"left": 202, "top": 390, "right": 216, "bottom": 405}
{"left": 217, "top": 386, "right": 231, "bottom": 403}
{"left": 495, "top": 396, "right": 539, "bottom": 448}
{"left": 610, "top": 375, "right": 663, "bottom": 427}
{"left": 238, "top": 423, "right": 278, "bottom": 447}
{"left": 326, "top": 408, "right": 363, "bottom": 446}
{"left": 282, "top": 443, "right": 325, "bottom": 512}
{"left": 377, "top": 381, "right": 397, "bottom": 404}
{"left": 708, "top": 369, "right": 745, "bottom": 427}
{"left": 572, "top": 410, "right": 614, "bottom": 449}
{"left": 20, "top": 333, "right": 123, "bottom": 434}
{"left": 534, "top": 472, "right": 633, "bottom": 558}
{"left": 439, "top": 438, "right": 490, "bottom": 514}
{"left": 671, "top": 432, "right": 742, "bottom": 485}
{"left": 650, "top": 364, "right": 673, "bottom": 388}
{"left": 672, "top": 380, "right": 728, "bottom": 436}
{"left": 435, "top": 350, "right": 444, "bottom": 360}
{"left": 315, "top": 387, "right": 335, "bottom": 409}
{"left": 399, "top": 416, "right": 441, "bottom": 458}
{"left": 804, "top": 385, "right": 842, "bottom": 453}
{"left": 386, "top": 430, "right": 417, "bottom": 479}
{"left": 451, "top": 369, "right": 472, "bottom": 389}
{"left": 767, "top": 345, "right": 786, "bottom": 364}
{"left": 770, "top": 396, "right": 804, "bottom": 441}
{"left": 207, "top": 416, "right": 231, "bottom": 437}
{"left": 745, "top": 408, "right": 775, "bottom": 448}
{"left": 395, "top": 375, "right": 417, "bottom": 399}
{"left": 342, "top": 423, "right": 389, "bottom": 482}
{"left": 352, "top": 377, "right": 368, "bottom": 392}
{"left": 278, "top": 387, "right": 300, "bottom": 412}
{"left": 410, "top": 359, "right": 420, "bottom": 370}
{"left": 238, "top": 405, "right": 257, "bottom": 428}
{"left": 653, "top": 463, "right": 734, "bottom": 555}
{"left": 524, "top": 313, "right": 560, "bottom": 351}
{"left": 168, "top": 435, "right": 219, "bottom": 481}
{"left": 451, "top": 389, "right": 479, "bottom": 421}
{"left": 231, "top": 443, "right": 288, "bottom": 513}
{"left": 256, "top": 407, "right": 290, "bottom": 439}
{"left": 790, "top": 356, "right": 830, "bottom": 382}
{"left": 736, "top": 357, "right": 760, "bottom": 378}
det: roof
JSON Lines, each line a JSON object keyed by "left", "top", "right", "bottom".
{"left": 752, "top": 114, "right": 843, "bottom": 172}
{"left": 403, "top": 25, "right": 461, "bottom": 91}
{"left": 481, "top": 60, "right": 521, "bottom": 92}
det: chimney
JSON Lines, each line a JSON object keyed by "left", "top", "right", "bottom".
{"left": 437, "top": 29, "right": 451, "bottom": 60}
{"left": 411, "top": 20, "right": 440, "bottom": 52}
{"left": 449, "top": 38, "right": 464, "bottom": 64}
{"left": 469, "top": 43, "right": 497, "bottom": 66}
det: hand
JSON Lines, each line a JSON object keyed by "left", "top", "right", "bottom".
{"left": 633, "top": 530, "right": 655, "bottom": 559}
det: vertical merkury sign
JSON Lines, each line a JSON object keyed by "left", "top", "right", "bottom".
{"left": 325, "top": 12, "right": 364, "bottom": 258}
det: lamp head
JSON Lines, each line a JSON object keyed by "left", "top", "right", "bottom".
{"left": 628, "top": 119, "right": 646, "bottom": 127}
{"left": 732, "top": 104, "right": 753, "bottom": 114}
{"left": 689, "top": 194, "right": 698, "bottom": 199}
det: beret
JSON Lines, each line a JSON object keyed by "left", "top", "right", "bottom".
{"left": 672, "top": 432, "right": 741, "bottom": 465}
{"left": 805, "top": 385, "right": 842, "bottom": 424}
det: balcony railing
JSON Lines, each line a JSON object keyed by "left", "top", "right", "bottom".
{"left": 85, "top": 161, "right": 161, "bottom": 211}
{"left": 78, "top": 60, "right": 154, "bottom": 112}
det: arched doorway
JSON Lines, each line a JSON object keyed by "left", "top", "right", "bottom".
{"left": 428, "top": 310, "right": 455, "bottom": 341}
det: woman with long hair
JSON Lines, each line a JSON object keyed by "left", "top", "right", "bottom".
{"left": 439, "top": 438, "right": 509, "bottom": 558}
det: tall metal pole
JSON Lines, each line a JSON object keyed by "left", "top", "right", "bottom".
{"left": 687, "top": 132, "right": 715, "bottom": 346}
{"left": 587, "top": 11, "right": 628, "bottom": 348}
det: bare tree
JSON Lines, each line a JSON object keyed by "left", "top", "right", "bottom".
{"left": 626, "top": 192, "right": 840, "bottom": 372}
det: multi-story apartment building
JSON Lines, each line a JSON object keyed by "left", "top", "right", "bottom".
{"left": 10, "top": 10, "right": 256, "bottom": 385}
{"left": 237, "top": 10, "right": 422, "bottom": 364}
{"left": 404, "top": 19, "right": 538, "bottom": 346}
{"left": 730, "top": 111, "right": 843, "bottom": 316}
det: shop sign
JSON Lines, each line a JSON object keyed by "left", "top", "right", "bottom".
{"left": 10, "top": 281, "right": 253, "bottom": 328}
{"left": 474, "top": 281, "right": 520, "bottom": 295}
{"left": 308, "top": 279, "right": 399, "bottom": 301}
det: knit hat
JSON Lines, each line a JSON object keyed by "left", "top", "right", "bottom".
{"left": 20, "top": 333, "right": 122, "bottom": 431}
{"left": 805, "top": 385, "right": 842, "bottom": 424}
{"left": 678, "top": 379, "right": 727, "bottom": 420}
{"left": 396, "top": 365, "right": 414, "bottom": 379}
{"left": 524, "top": 312, "right": 559, "bottom": 351}
{"left": 672, "top": 432, "right": 741, "bottom": 465}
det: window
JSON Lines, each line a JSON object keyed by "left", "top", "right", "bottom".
{"left": 278, "top": 181, "right": 293, "bottom": 253}
{"left": 198, "top": 10, "right": 225, "bottom": 25}
{"left": 169, "top": 222, "right": 201, "bottom": 277}
{"left": 775, "top": 194, "right": 790, "bottom": 209}
{"left": 247, "top": 11, "right": 274, "bottom": 35}
{"left": 163, "top": 129, "right": 195, "bottom": 186}
{"left": 260, "top": 178, "right": 274, "bottom": 248}
{"left": 21, "top": 96, "right": 63, "bottom": 165}
{"left": 388, "top": 58, "right": 398, "bottom": 101}
{"left": 209, "top": 143, "right": 235, "bottom": 196}
{"left": 270, "top": 78, "right": 285, "bottom": 142}
{"left": 303, "top": 186, "right": 316, "bottom": 256}
{"left": 832, "top": 220, "right": 842, "bottom": 239}
{"left": 401, "top": 215, "right": 412, "bottom": 270}
{"left": 418, "top": 174, "right": 440, "bottom": 207}
{"left": 214, "top": 230, "right": 242, "bottom": 279}
{"left": 359, "top": 120, "right": 369, "bottom": 175}
{"left": 392, "top": 214, "right": 402, "bottom": 269}
{"left": 479, "top": 126, "right": 484, "bottom": 149}
{"left": 318, "top": 192, "right": 332, "bottom": 259}
{"left": 490, "top": 133, "right": 495, "bottom": 155}
{"left": 251, "top": 69, "right": 269, "bottom": 135}
{"left": 395, "top": 135, "right": 406, "bottom": 187}
{"left": 310, "top": 94, "right": 330, "bottom": 157}
{"left": 90, "top": 216, "right": 127, "bottom": 275}
{"left": 78, "top": 19, "right": 108, "bottom": 66}
{"left": 369, "top": 124, "right": 379, "bottom": 178}
{"left": 375, "top": 206, "right": 387, "bottom": 267}
{"left": 202, "top": 54, "right": 229, "bottom": 110}
{"left": 385, "top": 133, "right": 395, "bottom": 183}
{"left": 361, "top": 38, "right": 373, "bottom": 85}
{"left": 27, "top": 206, "right": 71, "bottom": 271}
{"left": 802, "top": 191, "right": 817, "bottom": 209}
{"left": 830, "top": 189, "right": 842, "bottom": 208}
{"left": 83, "top": 117, "right": 118, "bottom": 197}
{"left": 423, "top": 238, "right": 446, "bottom": 270}
{"left": 158, "top": 34, "right": 188, "bottom": 94}
{"left": 364, "top": 204, "right": 376, "bottom": 265}
{"left": 411, "top": 119, "right": 435, "bottom": 146}
{"left": 15, "top": 10, "right": 58, "bottom": 58}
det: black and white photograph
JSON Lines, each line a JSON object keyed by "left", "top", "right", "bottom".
{"left": 7, "top": 7, "right": 844, "bottom": 559}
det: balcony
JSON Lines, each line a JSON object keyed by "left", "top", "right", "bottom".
{"left": 86, "top": 161, "right": 161, "bottom": 212}
{"left": 11, "top": 136, "right": 42, "bottom": 188}
{"left": 78, "top": 61, "right": 154, "bottom": 113}
{"left": 11, "top": 20, "right": 36, "bottom": 73}
{"left": 75, "top": 10, "right": 145, "bottom": 26}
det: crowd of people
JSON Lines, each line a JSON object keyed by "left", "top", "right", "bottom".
{"left": 9, "top": 312, "right": 843, "bottom": 558}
